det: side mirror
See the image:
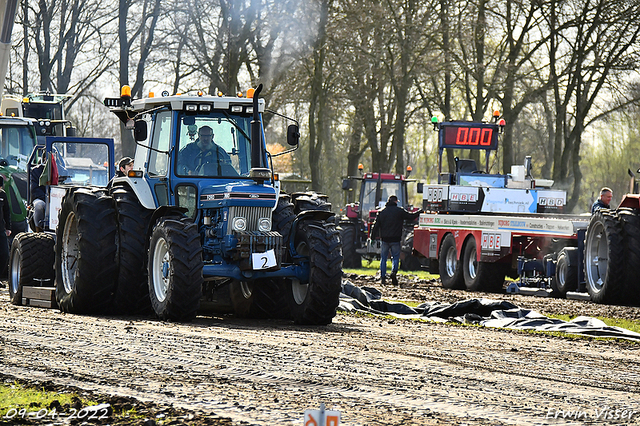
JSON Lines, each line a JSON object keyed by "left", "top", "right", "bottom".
{"left": 66, "top": 126, "right": 76, "bottom": 137}
{"left": 417, "top": 182, "right": 423, "bottom": 194}
{"left": 134, "top": 120, "right": 148, "bottom": 141}
{"left": 342, "top": 178, "right": 351, "bottom": 190}
{"left": 287, "top": 124, "right": 299, "bottom": 146}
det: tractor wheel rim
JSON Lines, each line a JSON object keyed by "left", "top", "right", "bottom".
{"left": 445, "top": 245, "right": 457, "bottom": 277}
{"left": 468, "top": 246, "right": 477, "bottom": 280}
{"left": 153, "top": 238, "right": 170, "bottom": 303}
{"left": 585, "top": 222, "right": 606, "bottom": 292}
{"left": 10, "top": 249, "right": 20, "bottom": 294}
{"left": 558, "top": 260, "right": 567, "bottom": 287}
{"left": 292, "top": 239, "right": 310, "bottom": 304}
{"left": 62, "top": 212, "right": 79, "bottom": 294}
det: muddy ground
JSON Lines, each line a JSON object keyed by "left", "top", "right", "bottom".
{"left": 2, "top": 275, "right": 640, "bottom": 426}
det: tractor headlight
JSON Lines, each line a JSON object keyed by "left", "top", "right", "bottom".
{"left": 258, "top": 218, "right": 271, "bottom": 232}
{"left": 232, "top": 217, "right": 247, "bottom": 232}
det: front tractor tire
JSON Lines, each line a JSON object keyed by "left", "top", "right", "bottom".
{"left": 55, "top": 189, "right": 118, "bottom": 314}
{"left": 584, "top": 210, "right": 625, "bottom": 304}
{"left": 287, "top": 220, "right": 343, "bottom": 325}
{"left": 148, "top": 217, "right": 203, "bottom": 321}
{"left": 9, "top": 233, "right": 55, "bottom": 305}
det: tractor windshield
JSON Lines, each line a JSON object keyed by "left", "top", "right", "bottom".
{"left": 360, "top": 180, "right": 404, "bottom": 218}
{"left": 0, "top": 124, "right": 37, "bottom": 171}
{"left": 176, "top": 113, "right": 252, "bottom": 178}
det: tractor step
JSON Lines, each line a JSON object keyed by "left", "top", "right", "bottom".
{"left": 22, "top": 286, "right": 57, "bottom": 309}
{"left": 514, "top": 287, "right": 552, "bottom": 297}
{"left": 565, "top": 291, "right": 591, "bottom": 301}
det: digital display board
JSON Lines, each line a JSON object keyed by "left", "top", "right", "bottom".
{"left": 439, "top": 122, "right": 499, "bottom": 150}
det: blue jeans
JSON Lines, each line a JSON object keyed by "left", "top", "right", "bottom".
{"left": 380, "top": 241, "right": 401, "bottom": 278}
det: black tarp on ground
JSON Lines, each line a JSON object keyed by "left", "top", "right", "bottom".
{"left": 339, "top": 280, "right": 640, "bottom": 342}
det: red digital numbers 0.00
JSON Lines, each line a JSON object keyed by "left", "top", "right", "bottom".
{"left": 454, "top": 127, "right": 493, "bottom": 146}
{"left": 441, "top": 125, "right": 496, "bottom": 149}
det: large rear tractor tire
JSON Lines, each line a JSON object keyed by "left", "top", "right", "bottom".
{"left": 148, "top": 217, "right": 203, "bottom": 321}
{"left": 551, "top": 248, "right": 578, "bottom": 297}
{"left": 55, "top": 189, "right": 118, "bottom": 314}
{"left": 8, "top": 233, "right": 55, "bottom": 305}
{"left": 287, "top": 220, "right": 342, "bottom": 325}
{"left": 112, "top": 185, "right": 153, "bottom": 314}
{"left": 618, "top": 208, "right": 640, "bottom": 306}
{"left": 339, "top": 223, "right": 362, "bottom": 269}
{"left": 438, "top": 233, "right": 464, "bottom": 289}
{"left": 462, "top": 237, "right": 505, "bottom": 292}
{"left": 584, "top": 210, "right": 625, "bottom": 304}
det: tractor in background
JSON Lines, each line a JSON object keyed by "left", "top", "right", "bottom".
{"left": 339, "top": 164, "right": 423, "bottom": 270}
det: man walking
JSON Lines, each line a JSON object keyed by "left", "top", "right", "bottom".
{"left": 369, "top": 195, "right": 421, "bottom": 285}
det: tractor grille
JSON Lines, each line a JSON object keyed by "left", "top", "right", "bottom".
{"left": 227, "top": 206, "right": 272, "bottom": 234}
{"left": 233, "top": 231, "right": 283, "bottom": 270}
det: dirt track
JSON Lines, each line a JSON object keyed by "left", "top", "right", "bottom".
{"left": 2, "top": 276, "right": 640, "bottom": 426}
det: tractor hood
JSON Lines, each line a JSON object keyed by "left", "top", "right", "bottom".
{"left": 198, "top": 181, "right": 277, "bottom": 209}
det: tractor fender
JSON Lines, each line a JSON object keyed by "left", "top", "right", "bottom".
{"left": 147, "top": 206, "right": 189, "bottom": 236}
{"left": 111, "top": 176, "right": 156, "bottom": 210}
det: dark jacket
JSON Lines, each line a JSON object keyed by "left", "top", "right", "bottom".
{"left": 30, "top": 164, "right": 46, "bottom": 203}
{"left": 591, "top": 199, "right": 609, "bottom": 214}
{"left": 0, "top": 189, "right": 11, "bottom": 233}
{"left": 370, "top": 201, "right": 420, "bottom": 243}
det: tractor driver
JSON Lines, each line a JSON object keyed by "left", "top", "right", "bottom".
{"left": 178, "top": 125, "right": 233, "bottom": 176}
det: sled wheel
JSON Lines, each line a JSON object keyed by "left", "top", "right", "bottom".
{"left": 439, "top": 233, "right": 464, "bottom": 289}
{"left": 462, "top": 237, "right": 504, "bottom": 292}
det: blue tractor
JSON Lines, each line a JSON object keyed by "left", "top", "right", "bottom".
{"left": 96, "top": 84, "right": 342, "bottom": 324}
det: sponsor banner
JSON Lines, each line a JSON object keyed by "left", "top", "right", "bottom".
{"left": 480, "top": 188, "right": 536, "bottom": 213}
{"left": 418, "top": 213, "right": 585, "bottom": 236}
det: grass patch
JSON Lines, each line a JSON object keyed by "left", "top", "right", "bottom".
{"left": 545, "top": 314, "right": 640, "bottom": 334}
{"left": 343, "top": 260, "right": 438, "bottom": 281}
{"left": 0, "top": 382, "right": 96, "bottom": 418}
{"left": 0, "top": 381, "right": 147, "bottom": 424}
{"left": 0, "top": 382, "right": 95, "bottom": 410}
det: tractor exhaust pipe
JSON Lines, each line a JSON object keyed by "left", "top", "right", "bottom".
{"left": 251, "top": 84, "right": 263, "bottom": 169}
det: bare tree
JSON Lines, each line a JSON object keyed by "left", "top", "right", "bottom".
{"left": 21, "top": 0, "right": 114, "bottom": 112}
{"left": 118, "top": 0, "right": 163, "bottom": 156}
{"left": 546, "top": 0, "right": 640, "bottom": 210}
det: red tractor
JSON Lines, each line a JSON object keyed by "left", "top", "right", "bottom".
{"left": 338, "top": 164, "right": 423, "bottom": 270}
